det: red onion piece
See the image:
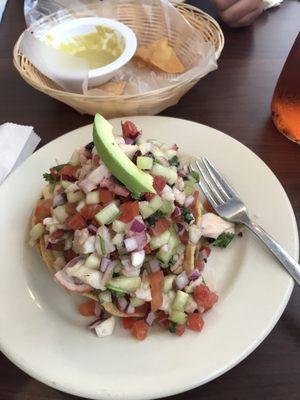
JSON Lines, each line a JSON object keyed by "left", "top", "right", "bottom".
{"left": 199, "top": 246, "right": 211, "bottom": 260}
{"left": 99, "top": 177, "right": 115, "bottom": 190}
{"left": 55, "top": 270, "right": 92, "bottom": 293}
{"left": 188, "top": 270, "right": 201, "bottom": 282}
{"left": 87, "top": 224, "right": 98, "bottom": 235}
{"left": 117, "top": 297, "right": 128, "bottom": 312}
{"left": 124, "top": 237, "right": 139, "bottom": 252}
{"left": 175, "top": 271, "right": 189, "bottom": 290}
{"left": 100, "top": 257, "right": 111, "bottom": 272}
{"left": 131, "top": 250, "right": 145, "bottom": 267}
{"left": 88, "top": 318, "right": 103, "bottom": 329}
{"left": 125, "top": 138, "right": 134, "bottom": 145}
{"left": 101, "top": 263, "right": 115, "bottom": 286}
{"left": 172, "top": 206, "right": 181, "bottom": 218}
{"left": 121, "top": 258, "right": 131, "bottom": 269}
{"left": 135, "top": 231, "right": 148, "bottom": 250}
{"left": 113, "top": 184, "right": 130, "bottom": 197}
{"left": 126, "top": 304, "right": 135, "bottom": 314}
{"left": 146, "top": 311, "right": 156, "bottom": 326}
{"left": 149, "top": 257, "right": 160, "bottom": 272}
{"left": 177, "top": 224, "right": 186, "bottom": 236}
{"left": 184, "top": 195, "right": 194, "bottom": 208}
{"left": 53, "top": 193, "right": 66, "bottom": 208}
{"left": 130, "top": 219, "right": 145, "bottom": 233}
{"left": 94, "top": 302, "right": 103, "bottom": 318}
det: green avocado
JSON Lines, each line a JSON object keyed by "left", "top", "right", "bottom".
{"left": 93, "top": 114, "right": 156, "bottom": 195}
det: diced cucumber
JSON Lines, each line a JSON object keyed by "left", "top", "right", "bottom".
{"left": 95, "top": 203, "right": 120, "bottom": 225}
{"left": 157, "top": 247, "right": 173, "bottom": 265}
{"left": 159, "top": 200, "right": 174, "bottom": 215}
{"left": 139, "top": 201, "right": 155, "bottom": 219}
{"left": 184, "top": 180, "right": 195, "bottom": 195}
{"left": 85, "top": 252, "right": 101, "bottom": 269}
{"left": 69, "top": 150, "right": 80, "bottom": 166}
{"left": 169, "top": 310, "right": 187, "bottom": 325}
{"left": 29, "top": 223, "right": 45, "bottom": 246}
{"left": 137, "top": 156, "right": 153, "bottom": 170}
{"left": 112, "top": 220, "right": 126, "bottom": 233}
{"left": 149, "top": 195, "right": 163, "bottom": 212}
{"left": 176, "top": 243, "right": 186, "bottom": 255}
{"left": 172, "top": 290, "right": 189, "bottom": 312}
{"left": 150, "top": 230, "right": 170, "bottom": 250}
{"left": 168, "top": 230, "right": 180, "bottom": 249}
{"left": 76, "top": 200, "right": 86, "bottom": 213}
{"left": 130, "top": 297, "right": 145, "bottom": 307}
{"left": 53, "top": 205, "right": 68, "bottom": 223}
{"left": 107, "top": 276, "right": 141, "bottom": 293}
{"left": 112, "top": 233, "right": 124, "bottom": 248}
{"left": 86, "top": 191, "right": 100, "bottom": 205}
{"left": 152, "top": 164, "right": 177, "bottom": 185}
{"left": 163, "top": 274, "right": 176, "bottom": 293}
{"left": 61, "top": 180, "right": 72, "bottom": 190}
{"left": 99, "top": 290, "right": 112, "bottom": 304}
{"left": 67, "top": 191, "right": 85, "bottom": 204}
{"left": 185, "top": 296, "right": 198, "bottom": 313}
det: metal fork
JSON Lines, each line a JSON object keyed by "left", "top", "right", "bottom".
{"left": 191, "top": 157, "right": 300, "bottom": 285}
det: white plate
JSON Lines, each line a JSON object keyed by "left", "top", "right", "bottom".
{"left": 0, "top": 117, "right": 298, "bottom": 400}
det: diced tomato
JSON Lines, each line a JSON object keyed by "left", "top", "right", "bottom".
{"left": 50, "top": 229, "right": 65, "bottom": 241}
{"left": 192, "top": 190, "right": 199, "bottom": 208}
{"left": 131, "top": 320, "right": 148, "bottom": 340}
{"left": 99, "top": 189, "right": 115, "bottom": 204}
{"left": 153, "top": 176, "right": 167, "bottom": 193}
{"left": 122, "top": 317, "right": 137, "bottom": 329}
{"left": 156, "top": 311, "right": 169, "bottom": 330}
{"left": 148, "top": 270, "right": 164, "bottom": 312}
{"left": 203, "top": 199, "right": 214, "bottom": 213}
{"left": 194, "top": 285, "right": 218, "bottom": 311}
{"left": 135, "top": 302, "right": 150, "bottom": 314}
{"left": 148, "top": 218, "right": 171, "bottom": 236}
{"left": 80, "top": 204, "right": 102, "bottom": 221}
{"left": 50, "top": 241, "right": 65, "bottom": 251}
{"left": 187, "top": 313, "right": 204, "bottom": 332}
{"left": 65, "top": 202, "right": 77, "bottom": 216}
{"left": 144, "top": 243, "right": 152, "bottom": 255}
{"left": 50, "top": 167, "right": 59, "bottom": 180}
{"left": 67, "top": 213, "right": 86, "bottom": 230}
{"left": 35, "top": 199, "right": 53, "bottom": 221}
{"left": 119, "top": 201, "right": 139, "bottom": 223}
{"left": 122, "top": 121, "right": 139, "bottom": 139}
{"left": 77, "top": 299, "right": 96, "bottom": 317}
{"left": 200, "top": 245, "right": 212, "bottom": 259}
{"left": 179, "top": 230, "right": 189, "bottom": 245}
{"left": 64, "top": 249, "right": 77, "bottom": 263}
{"left": 144, "top": 192, "right": 156, "bottom": 201}
{"left": 175, "top": 324, "right": 186, "bottom": 336}
{"left": 60, "top": 165, "right": 78, "bottom": 177}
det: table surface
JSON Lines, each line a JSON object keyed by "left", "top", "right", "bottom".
{"left": 0, "top": 0, "right": 299, "bottom": 399}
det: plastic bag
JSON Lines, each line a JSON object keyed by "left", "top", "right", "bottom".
{"left": 22, "top": 0, "right": 217, "bottom": 95}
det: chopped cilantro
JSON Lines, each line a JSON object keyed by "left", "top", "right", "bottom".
{"left": 42, "top": 172, "right": 56, "bottom": 191}
{"left": 131, "top": 192, "right": 141, "bottom": 200}
{"left": 181, "top": 207, "right": 194, "bottom": 224}
{"left": 146, "top": 210, "right": 165, "bottom": 226}
{"left": 189, "top": 170, "right": 199, "bottom": 181}
{"left": 213, "top": 232, "right": 234, "bottom": 248}
{"left": 168, "top": 322, "right": 177, "bottom": 333}
{"left": 110, "top": 288, "right": 125, "bottom": 298}
{"left": 91, "top": 289, "right": 102, "bottom": 297}
{"left": 170, "top": 156, "right": 179, "bottom": 167}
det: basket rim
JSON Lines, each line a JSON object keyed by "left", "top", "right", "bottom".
{"left": 13, "top": 3, "right": 224, "bottom": 101}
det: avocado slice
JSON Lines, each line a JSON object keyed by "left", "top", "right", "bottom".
{"left": 93, "top": 114, "right": 156, "bottom": 194}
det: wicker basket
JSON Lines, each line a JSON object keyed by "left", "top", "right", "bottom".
{"left": 13, "top": 3, "right": 224, "bottom": 118}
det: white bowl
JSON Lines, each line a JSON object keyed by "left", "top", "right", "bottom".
{"left": 47, "top": 17, "right": 137, "bottom": 87}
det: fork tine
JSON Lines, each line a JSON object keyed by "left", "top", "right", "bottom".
{"left": 189, "top": 165, "right": 218, "bottom": 210}
{"left": 195, "top": 160, "right": 225, "bottom": 204}
{"left": 202, "top": 157, "right": 239, "bottom": 199}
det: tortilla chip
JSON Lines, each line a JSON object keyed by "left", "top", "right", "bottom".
{"left": 100, "top": 81, "right": 126, "bottom": 96}
{"left": 102, "top": 302, "right": 145, "bottom": 318}
{"left": 183, "top": 202, "right": 202, "bottom": 274}
{"left": 135, "top": 37, "right": 185, "bottom": 74}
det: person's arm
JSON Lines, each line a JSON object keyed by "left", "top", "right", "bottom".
{"left": 214, "top": 0, "right": 264, "bottom": 27}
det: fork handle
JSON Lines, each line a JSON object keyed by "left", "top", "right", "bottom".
{"left": 246, "top": 221, "right": 300, "bottom": 285}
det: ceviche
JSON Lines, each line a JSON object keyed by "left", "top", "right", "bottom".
{"left": 29, "top": 114, "right": 236, "bottom": 340}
